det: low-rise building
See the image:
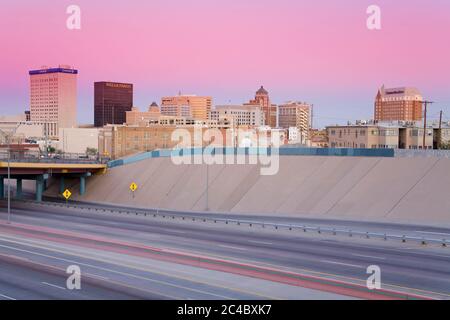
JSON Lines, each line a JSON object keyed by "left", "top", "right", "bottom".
{"left": 327, "top": 123, "right": 393, "bottom": 149}
{"left": 399, "top": 127, "right": 433, "bottom": 150}
{"left": 327, "top": 121, "right": 434, "bottom": 149}
{"left": 0, "top": 114, "right": 57, "bottom": 142}
{"left": 309, "top": 129, "right": 328, "bottom": 148}
{"left": 431, "top": 121, "right": 450, "bottom": 149}
{"left": 125, "top": 103, "right": 161, "bottom": 125}
{"left": 58, "top": 127, "right": 100, "bottom": 154}
{"left": 99, "top": 125, "right": 233, "bottom": 159}
{"left": 287, "top": 127, "right": 301, "bottom": 144}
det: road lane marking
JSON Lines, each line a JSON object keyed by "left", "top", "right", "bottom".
{"left": 0, "top": 293, "right": 16, "bottom": 300}
{"left": 1, "top": 231, "right": 448, "bottom": 299}
{"left": 0, "top": 242, "right": 234, "bottom": 300}
{"left": 162, "top": 229, "right": 187, "bottom": 234}
{"left": 248, "top": 240, "right": 273, "bottom": 245}
{"left": 321, "top": 260, "right": 364, "bottom": 269}
{"left": 2, "top": 254, "right": 29, "bottom": 262}
{"left": 351, "top": 253, "right": 386, "bottom": 260}
{"left": 0, "top": 236, "right": 280, "bottom": 300}
{"left": 42, "top": 282, "right": 66, "bottom": 290}
{"left": 86, "top": 273, "right": 109, "bottom": 281}
{"left": 219, "top": 245, "right": 248, "bottom": 251}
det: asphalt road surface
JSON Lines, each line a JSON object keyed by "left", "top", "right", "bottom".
{"left": 0, "top": 201, "right": 449, "bottom": 300}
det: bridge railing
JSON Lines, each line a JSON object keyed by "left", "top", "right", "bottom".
{"left": 0, "top": 151, "right": 105, "bottom": 164}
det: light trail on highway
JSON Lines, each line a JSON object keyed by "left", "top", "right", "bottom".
{"left": 0, "top": 201, "right": 449, "bottom": 300}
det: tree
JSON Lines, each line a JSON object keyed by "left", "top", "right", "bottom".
{"left": 440, "top": 142, "right": 450, "bottom": 150}
{"left": 86, "top": 147, "right": 98, "bottom": 156}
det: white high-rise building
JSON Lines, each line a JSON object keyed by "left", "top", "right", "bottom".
{"left": 209, "top": 105, "right": 265, "bottom": 127}
{"left": 29, "top": 65, "right": 78, "bottom": 136}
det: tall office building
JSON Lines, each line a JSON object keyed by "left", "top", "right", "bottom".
{"left": 29, "top": 65, "right": 78, "bottom": 132}
{"left": 374, "top": 86, "right": 423, "bottom": 122}
{"left": 161, "top": 94, "right": 212, "bottom": 120}
{"left": 244, "top": 86, "right": 277, "bottom": 127}
{"left": 278, "top": 101, "right": 311, "bottom": 134}
{"left": 94, "top": 82, "right": 133, "bottom": 127}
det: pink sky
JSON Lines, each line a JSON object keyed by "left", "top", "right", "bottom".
{"left": 1, "top": 0, "right": 449, "bottom": 127}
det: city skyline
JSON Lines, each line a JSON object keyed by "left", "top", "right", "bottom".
{"left": 1, "top": 0, "right": 450, "bottom": 127}
{"left": 1, "top": 1, "right": 450, "bottom": 304}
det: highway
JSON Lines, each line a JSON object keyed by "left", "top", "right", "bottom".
{"left": 0, "top": 255, "right": 148, "bottom": 300}
{"left": 41, "top": 196, "right": 450, "bottom": 240}
{"left": 0, "top": 201, "right": 450, "bottom": 300}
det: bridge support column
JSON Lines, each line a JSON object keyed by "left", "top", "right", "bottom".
{"left": 16, "top": 178, "right": 23, "bottom": 199}
{"left": 36, "top": 176, "right": 44, "bottom": 202}
{"left": 59, "top": 177, "right": 65, "bottom": 194}
{"left": 0, "top": 177, "right": 4, "bottom": 200}
{"left": 80, "top": 176, "right": 86, "bottom": 196}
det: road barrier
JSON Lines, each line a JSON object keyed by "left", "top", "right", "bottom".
{"left": 107, "top": 147, "right": 395, "bottom": 168}
{"left": 14, "top": 199, "right": 450, "bottom": 248}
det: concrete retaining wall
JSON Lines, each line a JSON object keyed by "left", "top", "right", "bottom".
{"left": 46, "top": 156, "right": 450, "bottom": 226}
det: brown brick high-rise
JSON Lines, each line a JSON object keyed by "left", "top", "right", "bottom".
{"left": 374, "top": 86, "right": 423, "bottom": 122}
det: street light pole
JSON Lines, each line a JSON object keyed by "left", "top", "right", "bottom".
{"left": 7, "top": 139, "right": 10, "bottom": 224}
{"left": 206, "top": 164, "right": 209, "bottom": 211}
{"left": 0, "top": 125, "right": 20, "bottom": 224}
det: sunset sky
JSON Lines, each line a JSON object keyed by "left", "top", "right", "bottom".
{"left": 1, "top": 0, "right": 449, "bottom": 127}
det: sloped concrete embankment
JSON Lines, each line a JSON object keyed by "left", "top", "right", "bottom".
{"left": 44, "top": 156, "right": 450, "bottom": 226}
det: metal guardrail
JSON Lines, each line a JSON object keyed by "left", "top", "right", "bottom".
{"left": 15, "top": 199, "right": 450, "bottom": 248}
{"left": 0, "top": 151, "right": 106, "bottom": 164}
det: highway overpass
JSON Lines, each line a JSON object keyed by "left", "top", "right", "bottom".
{"left": 0, "top": 160, "right": 106, "bottom": 201}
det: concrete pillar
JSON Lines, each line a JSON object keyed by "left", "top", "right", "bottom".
{"left": 16, "top": 178, "right": 23, "bottom": 199}
{"left": 59, "top": 176, "right": 65, "bottom": 194}
{"left": 0, "top": 177, "right": 4, "bottom": 200}
{"left": 79, "top": 176, "right": 86, "bottom": 196}
{"left": 36, "top": 176, "right": 44, "bottom": 202}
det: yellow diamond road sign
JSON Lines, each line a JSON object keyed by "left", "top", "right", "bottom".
{"left": 63, "top": 189, "right": 72, "bottom": 200}
{"left": 130, "top": 182, "right": 138, "bottom": 192}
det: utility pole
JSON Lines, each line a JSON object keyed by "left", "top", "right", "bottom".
{"left": 422, "top": 101, "right": 434, "bottom": 149}
{"left": 7, "top": 137, "right": 10, "bottom": 224}
{"left": 438, "top": 110, "right": 443, "bottom": 149}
